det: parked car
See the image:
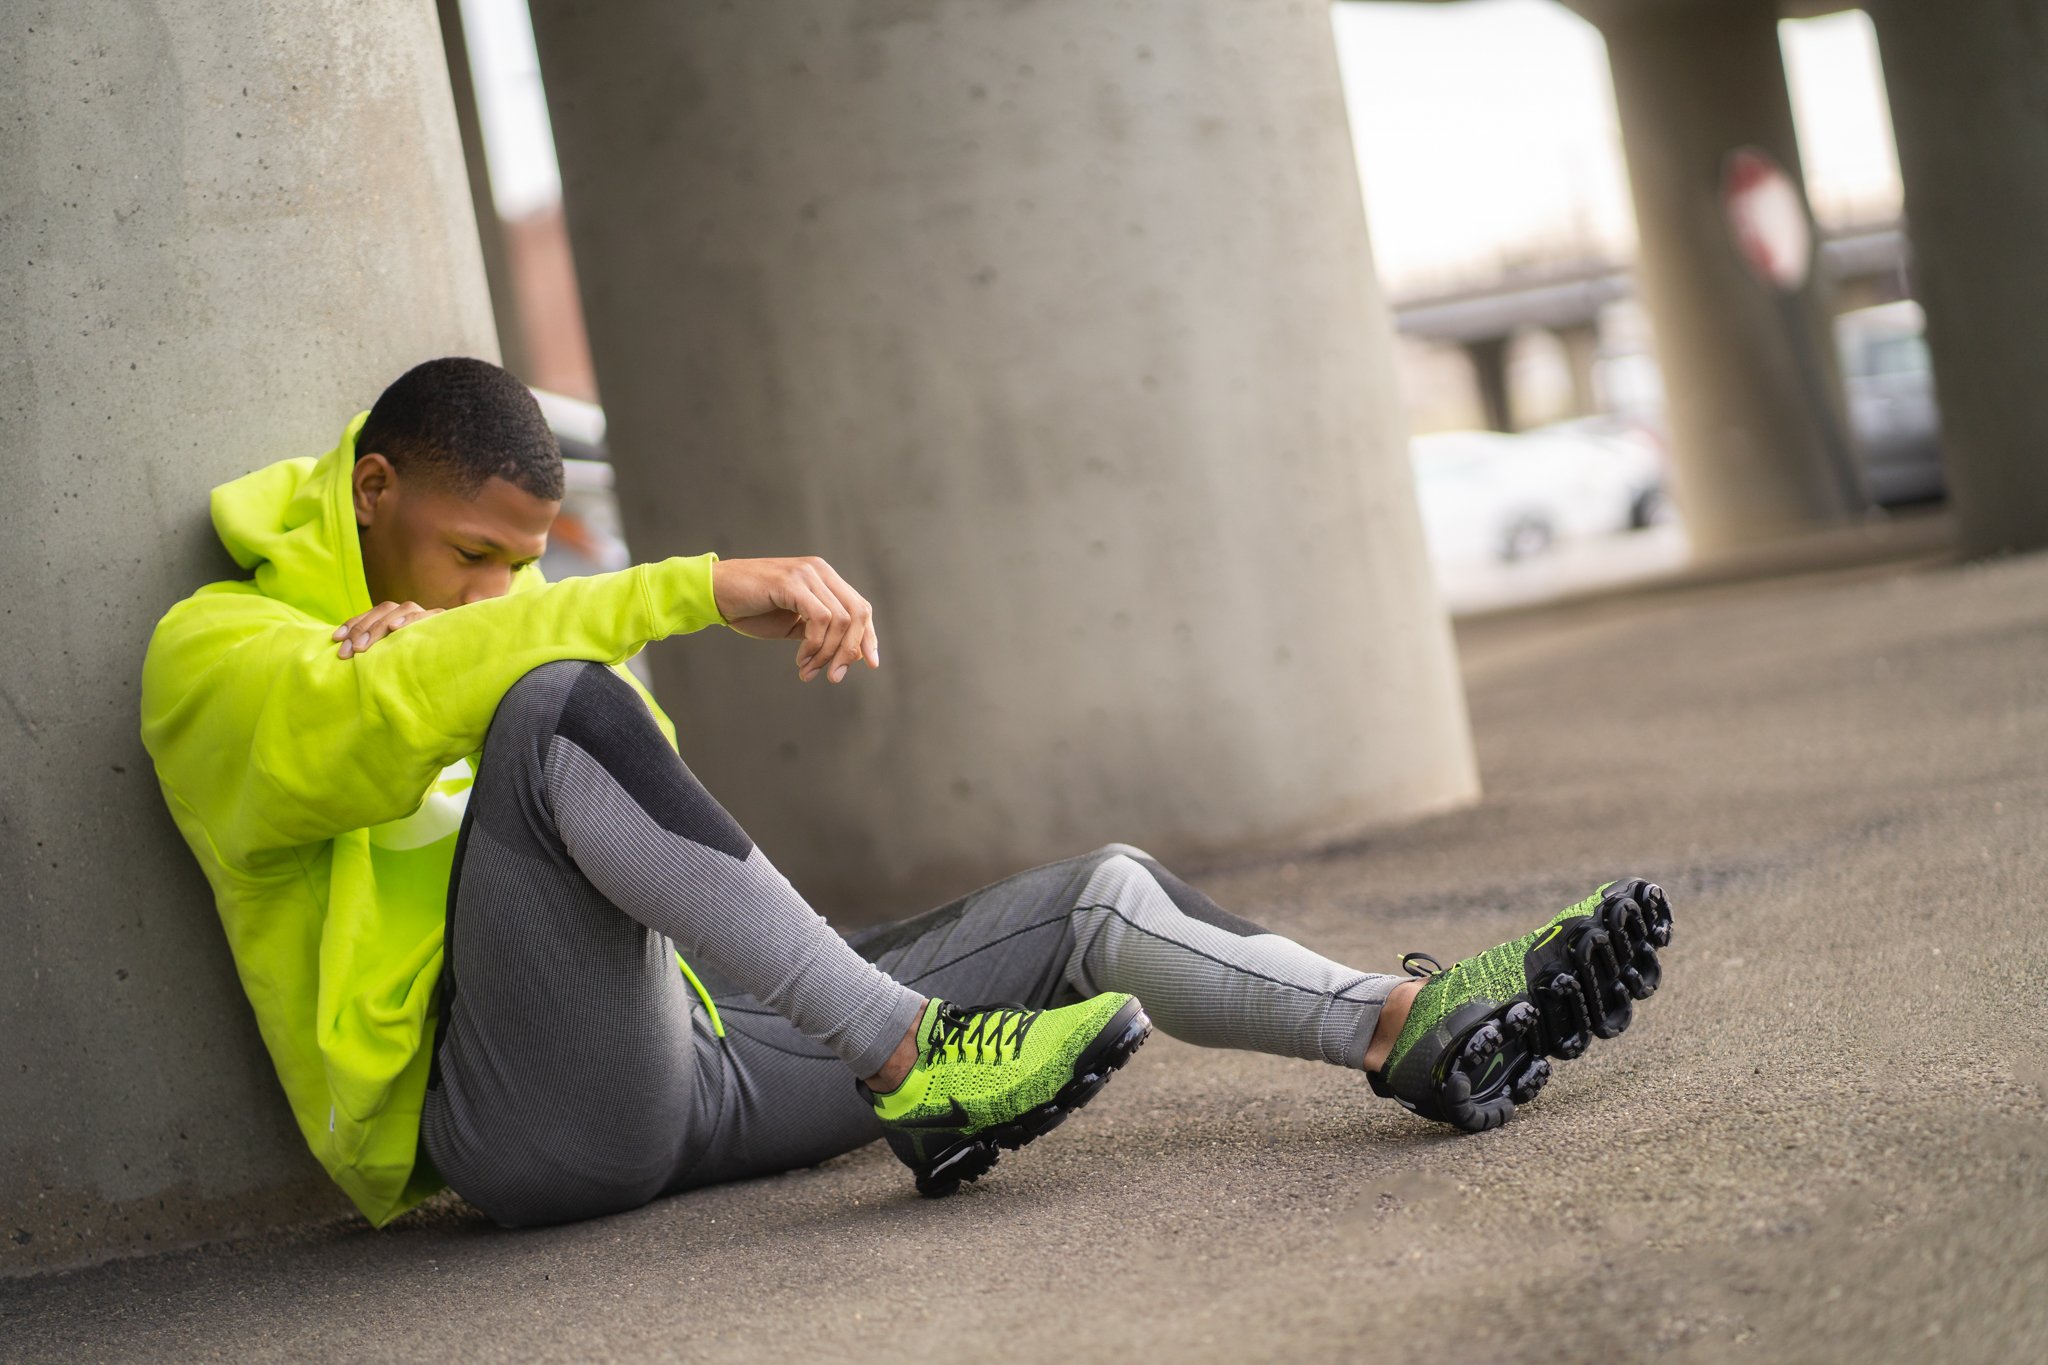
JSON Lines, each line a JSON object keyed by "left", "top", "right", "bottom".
{"left": 1409, "top": 421, "right": 1667, "bottom": 566}
{"left": 1524, "top": 414, "right": 1670, "bottom": 531}
{"left": 1836, "top": 299, "right": 1945, "bottom": 506}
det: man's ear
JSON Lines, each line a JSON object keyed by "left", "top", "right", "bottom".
{"left": 352, "top": 452, "right": 396, "bottom": 527}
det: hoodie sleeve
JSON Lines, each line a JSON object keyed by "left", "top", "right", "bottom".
{"left": 142, "top": 553, "right": 725, "bottom": 858}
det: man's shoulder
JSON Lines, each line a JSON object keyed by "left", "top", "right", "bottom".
{"left": 143, "top": 580, "right": 313, "bottom": 694}
{"left": 151, "top": 579, "right": 305, "bottom": 641}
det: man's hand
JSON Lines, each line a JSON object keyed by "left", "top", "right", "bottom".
{"left": 333, "top": 602, "right": 445, "bottom": 659}
{"left": 711, "top": 556, "right": 880, "bottom": 684}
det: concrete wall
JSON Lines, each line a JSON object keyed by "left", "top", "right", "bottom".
{"left": 0, "top": 0, "right": 495, "bottom": 1273}
{"left": 1868, "top": 0, "right": 2048, "bottom": 558}
{"left": 531, "top": 0, "right": 1480, "bottom": 920}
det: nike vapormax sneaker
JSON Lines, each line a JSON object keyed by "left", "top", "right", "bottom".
{"left": 858, "top": 993, "right": 1152, "bottom": 1196}
{"left": 1368, "top": 878, "right": 1674, "bottom": 1133}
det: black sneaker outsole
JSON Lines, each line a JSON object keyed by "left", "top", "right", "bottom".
{"left": 1423, "top": 878, "right": 1673, "bottom": 1134}
{"left": 900, "top": 997, "right": 1153, "bottom": 1198}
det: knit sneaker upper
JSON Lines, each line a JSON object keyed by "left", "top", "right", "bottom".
{"left": 866, "top": 992, "right": 1135, "bottom": 1132}
{"left": 1382, "top": 884, "right": 1610, "bottom": 1079}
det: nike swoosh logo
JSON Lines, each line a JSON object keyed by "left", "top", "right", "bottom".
{"left": 1478, "top": 1054, "right": 1505, "bottom": 1087}
{"left": 1530, "top": 924, "right": 1564, "bottom": 952}
{"left": 887, "top": 1097, "right": 973, "bottom": 1131}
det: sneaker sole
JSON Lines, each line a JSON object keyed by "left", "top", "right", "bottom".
{"left": 1430, "top": 879, "right": 1673, "bottom": 1134}
{"left": 911, "top": 997, "right": 1153, "bottom": 1198}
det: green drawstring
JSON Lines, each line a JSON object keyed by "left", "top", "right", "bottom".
{"left": 675, "top": 953, "right": 726, "bottom": 1039}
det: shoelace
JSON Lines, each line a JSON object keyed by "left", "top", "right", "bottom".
{"left": 1400, "top": 951, "right": 1445, "bottom": 979}
{"left": 928, "top": 1001, "right": 1042, "bottom": 1065}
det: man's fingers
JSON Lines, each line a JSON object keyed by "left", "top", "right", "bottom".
{"left": 337, "top": 604, "right": 394, "bottom": 657}
{"left": 792, "top": 563, "right": 854, "bottom": 682}
{"left": 807, "top": 559, "right": 880, "bottom": 678}
{"left": 383, "top": 605, "right": 441, "bottom": 635}
{"left": 727, "top": 556, "right": 878, "bottom": 683}
{"left": 334, "top": 605, "right": 385, "bottom": 640}
{"left": 820, "top": 600, "right": 870, "bottom": 682}
{"left": 368, "top": 603, "right": 439, "bottom": 643}
{"left": 336, "top": 602, "right": 437, "bottom": 658}
{"left": 788, "top": 579, "right": 839, "bottom": 681}
{"left": 352, "top": 603, "right": 404, "bottom": 654}
{"left": 824, "top": 616, "right": 868, "bottom": 682}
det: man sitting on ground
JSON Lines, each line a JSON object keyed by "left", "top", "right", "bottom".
{"left": 140, "top": 357, "right": 1673, "bottom": 1228}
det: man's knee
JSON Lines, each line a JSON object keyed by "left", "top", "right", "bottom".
{"left": 488, "top": 660, "right": 667, "bottom": 762}
{"left": 517, "top": 660, "right": 755, "bottom": 861}
{"left": 479, "top": 661, "right": 672, "bottom": 812}
{"left": 496, "top": 658, "right": 626, "bottom": 726}
{"left": 1083, "top": 843, "right": 1269, "bottom": 939}
{"left": 1067, "top": 844, "right": 1163, "bottom": 909}
{"left": 485, "top": 659, "right": 603, "bottom": 753}
{"left": 1079, "top": 843, "right": 1178, "bottom": 901}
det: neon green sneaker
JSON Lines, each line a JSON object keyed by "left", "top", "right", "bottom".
{"left": 1368, "top": 878, "right": 1673, "bottom": 1133}
{"left": 858, "top": 993, "right": 1152, "bottom": 1196}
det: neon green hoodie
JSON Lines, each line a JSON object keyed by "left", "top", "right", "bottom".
{"left": 139, "top": 412, "right": 727, "bottom": 1225}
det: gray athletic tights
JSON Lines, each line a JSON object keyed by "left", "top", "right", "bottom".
{"left": 419, "top": 660, "right": 1402, "bottom": 1227}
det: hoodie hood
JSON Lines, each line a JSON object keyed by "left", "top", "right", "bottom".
{"left": 211, "top": 411, "right": 376, "bottom": 625}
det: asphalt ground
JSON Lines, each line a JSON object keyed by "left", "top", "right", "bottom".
{"left": 5, "top": 548, "right": 2045, "bottom": 1362}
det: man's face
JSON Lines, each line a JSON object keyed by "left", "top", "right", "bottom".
{"left": 351, "top": 452, "right": 560, "bottom": 611}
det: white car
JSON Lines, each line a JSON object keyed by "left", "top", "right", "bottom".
{"left": 1409, "top": 423, "right": 1665, "bottom": 566}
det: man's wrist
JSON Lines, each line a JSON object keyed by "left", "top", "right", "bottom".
{"left": 640, "top": 552, "right": 728, "bottom": 638}
{"left": 708, "top": 552, "right": 731, "bottom": 626}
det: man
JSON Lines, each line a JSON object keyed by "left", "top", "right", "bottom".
{"left": 140, "top": 357, "right": 1673, "bottom": 1229}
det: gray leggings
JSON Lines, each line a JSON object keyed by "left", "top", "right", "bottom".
{"left": 420, "top": 660, "right": 1400, "bottom": 1227}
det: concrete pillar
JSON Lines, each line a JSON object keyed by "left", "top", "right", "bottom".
{"left": 1868, "top": 0, "right": 2048, "bottom": 557}
{"left": 438, "top": 0, "right": 530, "bottom": 382}
{"left": 1578, "top": 0, "right": 1862, "bottom": 549}
{"left": 0, "top": 1, "right": 496, "bottom": 1271}
{"left": 529, "top": 0, "right": 1478, "bottom": 918}
{"left": 1553, "top": 320, "right": 1603, "bottom": 419}
{"left": 1465, "top": 335, "right": 1517, "bottom": 432}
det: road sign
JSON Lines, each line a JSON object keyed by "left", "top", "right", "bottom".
{"left": 1722, "top": 147, "right": 1813, "bottom": 292}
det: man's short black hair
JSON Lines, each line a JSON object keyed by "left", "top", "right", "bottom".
{"left": 356, "top": 357, "right": 565, "bottom": 501}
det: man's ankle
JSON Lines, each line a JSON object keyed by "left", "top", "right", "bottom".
{"left": 1362, "top": 978, "right": 1424, "bottom": 1075}
{"left": 864, "top": 998, "right": 929, "bottom": 1093}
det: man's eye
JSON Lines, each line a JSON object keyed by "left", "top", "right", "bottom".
{"left": 456, "top": 549, "right": 484, "bottom": 564}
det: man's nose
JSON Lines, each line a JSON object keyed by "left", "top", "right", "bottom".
{"left": 461, "top": 574, "right": 513, "bottom": 607}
